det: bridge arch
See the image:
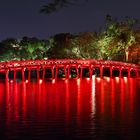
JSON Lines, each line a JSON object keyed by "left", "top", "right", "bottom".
{"left": 0, "top": 59, "right": 139, "bottom": 81}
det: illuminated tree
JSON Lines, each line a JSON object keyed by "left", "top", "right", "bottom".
{"left": 97, "top": 15, "right": 137, "bottom": 61}
{"left": 20, "top": 37, "right": 48, "bottom": 60}
{"left": 46, "top": 33, "right": 77, "bottom": 58}
{"left": 71, "top": 32, "right": 99, "bottom": 59}
{"left": 0, "top": 38, "right": 20, "bottom": 61}
{"left": 46, "top": 32, "right": 99, "bottom": 59}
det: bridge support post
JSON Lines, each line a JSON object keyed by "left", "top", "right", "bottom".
{"left": 119, "top": 68, "right": 122, "bottom": 78}
{"left": 128, "top": 68, "right": 131, "bottom": 78}
{"left": 37, "top": 68, "right": 40, "bottom": 81}
{"left": 55, "top": 67, "right": 57, "bottom": 79}
{"left": 76, "top": 66, "right": 79, "bottom": 78}
{"left": 100, "top": 66, "right": 103, "bottom": 78}
{"left": 6, "top": 69, "right": 9, "bottom": 82}
{"left": 22, "top": 68, "right": 25, "bottom": 81}
{"left": 14, "top": 70, "right": 16, "bottom": 82}
{"left": 110, "top": 67, "right": 113, "bottom": 78}
{"left": 80, "top": 67, "right": 83, "bottom": 78}
{"left": 136, "top": 69, "right": 139, "bottom": 78}
{"left": 28, "top": 69, "right": 31, "bottom": 82}
{"left": 51, "top": 67, "right": 54, "bottom": 79}
{"left": 42, "top": 68, "right": 45, "bottom": 80}
{"left": 67, "top": 67, "right": 70, "bottom": 79}
{"left": 89, "top": 68, "right": 92, "bottom": 78}
{"left": 64, "top": 66, "right": 67, "bottom": 78}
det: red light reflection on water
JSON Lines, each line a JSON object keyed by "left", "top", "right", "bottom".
{"left": 21, "top": 82, "right": 27, "bottom": 119}
{"left": 100, "top": 78, "right": 105, "bottom": 113}
{"left": 0, "top": 82, "right": 4, "bottom": 105}
{"left": 120, "top": 78, "right": 125, "bottom": 118}
{"left": 111, "top": 78, "right": 115, "bottom": 118}
{"left": 0, "top": 77, "right": 139, "bottom": 139}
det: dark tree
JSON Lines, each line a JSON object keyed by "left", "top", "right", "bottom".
{"left": 40, "top": 0, "right": 89, "bottom": 14}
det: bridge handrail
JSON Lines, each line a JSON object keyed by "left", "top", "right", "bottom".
{"left": 0, "top": 59, "right": 139, "bottom": 70}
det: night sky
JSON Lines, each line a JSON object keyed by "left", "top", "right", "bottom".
{"left": 0, "top": 0, "right": 140, "bottom": 41}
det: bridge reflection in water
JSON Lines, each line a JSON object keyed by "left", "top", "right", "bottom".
{"left": 0, "top": 77, "right": 140, "bottom": 139}
{"left": 0, "top": 60, "right": 139, "bottom": 82}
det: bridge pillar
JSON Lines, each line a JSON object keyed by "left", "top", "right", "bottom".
{"left": 76, "top": 66, "right": 79, "bottom": 78}
{"left": 119, "top": 68, "right": 122, "bottom": 78}
{"left": 28, "top": 69, "right": 31, "bottom": 82}
{"left": 128, "top": 67, "right": 131, "bottom": 78}
{"left": 37, "top": 67, "right": 40, "bottom": 81}
{"left": 14, "top": 70, "right": 16, "bottom": 82}
{"left": 5, "top": 69, "right": 9, "bottom": 82}
{"left": 42, "top": 68, "right": 45, "bottom": 80}
{"left": 51, "top": 67, "right": 54, "bottom": 79}
{"left": 67, "top": 66, "right": 70, "bottom": 79}
{"left": 64, "top": 66, "right": 67, "bottom": 78}
{"left": 110, "top": 67, "right": 113, "bottom": 78}
{"left": 55, "top": 67, "right": 58, "bottom": 79}
{"left": 22, "top": 68, "right": 25, "bottom": 81}
{"left": 80, "top": 67, "right": 83, "bottom": 78}
{"left": 100, "top": 66, "right": 103, "bottom": 78}
{"left": 89, "top": 68, "right": 93, "bottom": 78}
{"left": 136, "top": 68, "right": 139, "bottom": 78}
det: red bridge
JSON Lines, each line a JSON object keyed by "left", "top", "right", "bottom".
{"left": 0, "top": 59, "right": 139, "bottom": 81}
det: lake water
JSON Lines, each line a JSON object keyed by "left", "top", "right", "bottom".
{"left": 0, "top": 77, "right": 140, "bottom": 140}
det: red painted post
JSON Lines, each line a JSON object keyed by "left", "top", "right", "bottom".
{"left": 119, "top": 67, "right": 122, "bottom": 78}
{"left": 67, "top": 66, "right": 70, "bottom": 79}
{"left": 37, "top": 68, "right": 40, "bottom": 81}
{"left": 80, "top": 67, "right": 83, "bottom": 78}
{"left": 42, "top": 68, "right": 45, "bottom": 80}
{"left": 28, "top": 69, "right": 31, "bottom": 82}
{"left": 6, "top": 69, "right": 9, "bottom": 82}
{"left": 55, "top": 67, "right": 58, "bottom": 79}
{"left": 22, "top": 68, "right": 25, "bottom": 81}
{"left": 110, "top": 67, "right": 113, "bottom": 78}
{"left": 76, "top": 66, "right": 79, "bottom": 78}
{"left": 100, "top": 66, "right": 103, "bottom": 78}
{"left": 52, "top": 67, "right": 55, "bottom": 79}
{"left": 128, "top": 67, "right": 131, "bottom": 78}
{"left": 136, "top": 68, "right": 139, "bottom": 78}
{"left": 89, "top": 68, "right": 92, "bottom": 78}
{"left": 64, "top": 66, "right": 67, "bottom": 78}
{"left": 14, "top": 70, "right": 16, "bottom": 82}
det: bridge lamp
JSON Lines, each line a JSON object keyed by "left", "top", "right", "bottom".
{"left": 123, "top": 77, "right": 128, "bottom": 83}
{"left": 10, "top": 80, "right": 13, "bottom": 83}
{"left": 92, "top": 75, "right": 96, "bottom": 79}
{"left": 86, "top": 78, "right": 90, "bottom": 81}
{"left": 39, "top": 79, "right": 43, "bottom": 84}
{"left": 77, "top": 78, "right": 80, "bottom": 86}
{"left": 52, "top": 79, "right": 55, "bottom": 84}
{"left": 65, "top": 79, "right": 68, "bottom": 84}
{"left": 96, "top": 77, "right": 101, "bottom": 82}
{"left": 106, "top": 77, "right": 110, "bottom": 82}
{"left": 115, "top": 77, "right": 120, "bottom": 83}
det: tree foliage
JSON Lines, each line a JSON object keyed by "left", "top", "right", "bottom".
{"left": 0, "top": 38, "right": 20, "bottom": 61}
{"left": 96, "top": 15, "right": 137, "bottom": 60}
{"left": 46, "top": 33, "right": 76, "bottom": 58}
{"left": 71, "top": 32, "right": 99, "bottom": 59}
{"left": 0, "top": 37, "right": 49, "bottom": 62}
{"left": 19, "top": 37, "right": 48, "bottom": 60}
{"left": 0, "top": 16, "right": 139, "bottom": 64}
{"left": 40, "top": 0, "right": 89, "bottom": 14}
